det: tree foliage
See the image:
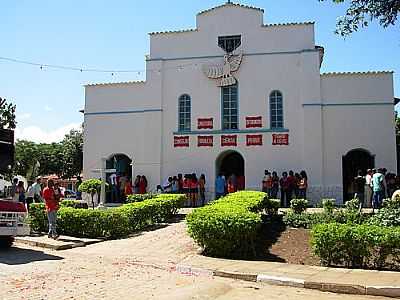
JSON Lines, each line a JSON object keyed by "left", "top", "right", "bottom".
{"left": 0, "top": 97, "right": 17, "bottom": 129}
{"left": 320, "top": 0, "right": 400, "bottom": 36}
{"left": 61, "top": 129, "right": 83, "bottom": 179}
{"left": 14, "top": 128, "right": 83, "bottom": 179}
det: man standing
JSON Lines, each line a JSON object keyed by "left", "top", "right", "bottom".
{"left": 372, "top": 168, "right": 384, "bottom": 213}
{"left": 10, "top": 177, "right": 18, "bottom": 201}
{"left": 215, "top": 173, "right": 226, "bottom": 199}
{"left": 354, "top": 170, "right": 366, "bottom": 212}
{"left": 75, "top": 176, "right": 82, "bottom": 200}
{"left": 31, "top": 177, "right": 43, "bottom": 202}
{"left": 43, "top": 179, "right": 59, "bottom": 239}
{"left": 365, "top": 169, "right": 373, "bottom": 208}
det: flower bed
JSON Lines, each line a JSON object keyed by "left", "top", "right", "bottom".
{"left": 186, "top": 191, "right": 271, "bottom": 258}
{"left": 29, "top": 194, "right": 186, "bottom": 238}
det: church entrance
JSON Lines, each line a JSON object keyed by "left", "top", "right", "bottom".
{"left": 216, "top": 150, "right": 245, "bottom": 190}
{"left": 342, "top": 148, "right": 374, "bottom": 202}
{"left": 106, "top": 154, "right": 132, "bottom": 203}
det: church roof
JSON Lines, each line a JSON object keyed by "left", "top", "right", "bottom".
{"left": 197, "top": 2, "right": 264, "bottom": 16}
{"left": 85, "top": 81, "right": 145, "bottom": 87}
{"left": 262, "top": 21, "right": 314, "bottom": 28}
{"left": 321, "top": 71, "right": 393, "bottom": 76}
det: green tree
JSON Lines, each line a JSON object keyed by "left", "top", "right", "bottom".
{"left": 78, "top": 179, "right": 104, "bottom": 209}
{"left": 0, "top": 97, "right": 17, "bottom": 129}
{"left": 36, "top": 143, "right": 64, "bottom": 177}
{"left": 14, "top": 140, "right": 39, "bottom": 179}
{"left": 61, "top": 129, "right": 83, "bottom": 179}
{"left": 320, "top": 0, "right": 400, "bottom": 36}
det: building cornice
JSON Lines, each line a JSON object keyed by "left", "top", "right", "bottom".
{"left": 197, "top": 2, "right": 264, "bottom": 16}
{"left": 262, "top": 21, "right": 314, "bottom": 28}
{"left": 84, "top": 81, "right": 146, "bottom": 87}
{"left": 173, "top": 128, "right": 289, "bottom": 136}
{"left": 321, "top": 71, "right": 393, "bottom": 77}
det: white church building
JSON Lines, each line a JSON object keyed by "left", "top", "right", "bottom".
{"left": 83, "top": 1, "right": 397, "bottom": 204}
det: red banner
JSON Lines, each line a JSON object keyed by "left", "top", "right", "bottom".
{"left": 246, "top": 116, "right": 262, "bottom": 128}
{"left": 272, "top": 134, "right": 289, "bottom": 145}
{"left": 198, "top": 136, "right": 213, "bottom": 147}
{"left": 246, "top": 134, "right": 263, "bottom": 146}
{"left": 174, "top": 136, "right": 189, "bottom": 147}
{"left": 221, "top": 135, "right": 237, "bottom": 147}
{"left": 197, "top": 118, "right": 213, "bottom": 129}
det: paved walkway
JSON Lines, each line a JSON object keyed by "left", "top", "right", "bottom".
{"left": 0, "top": 209, "right": 398, "bottom": 299}
{"left": 178, "top": 255, "right": 400, "bottom": 297}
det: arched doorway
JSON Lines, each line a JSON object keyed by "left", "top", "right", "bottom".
{"left": 216, "top": 150, "right": 245, "bottom": 190}
{"left": 106, "top": 154, "right": 132, "bottom": 203}
{"left": 342, "top": 148, "right": 374, "bottom": 202}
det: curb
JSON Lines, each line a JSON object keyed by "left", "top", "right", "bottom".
{"left": 176, "top": 264, "right": 400, "bottom": 298}
{"left": 14, "top": 236, "right": 103, "bottom": 251}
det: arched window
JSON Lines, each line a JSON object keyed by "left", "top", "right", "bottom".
{"left": 269, "top": 90, "right": 283, "bottom": 129}
{"left": 178, "top": 94, "right": 191, "bottom": 132}
{"left": 222, "top": 84, "right": 238, "bottom": 130}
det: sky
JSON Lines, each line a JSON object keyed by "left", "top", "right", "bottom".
{"left": 1, "top": 0, "right": 399, "bottom": 143}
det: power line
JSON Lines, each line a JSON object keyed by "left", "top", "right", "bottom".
{"left": 0, "top": 56, "right": 204, "bottom": 75}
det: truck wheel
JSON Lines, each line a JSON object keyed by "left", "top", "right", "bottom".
{"left": 0, "top": 236, "right": 14, "bottom": 248}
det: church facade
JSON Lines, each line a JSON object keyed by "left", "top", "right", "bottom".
{"left": 83, "top": 2, "right": 396, "bottom": 204}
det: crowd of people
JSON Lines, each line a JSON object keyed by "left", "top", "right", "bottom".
{"left": 10, "top": 177, "right": 62, "bottom": 239}
{"left": 350, "top": 168, "right": 399, "bottom": 212}
{"left": 107, "top": 173, "right": 148, "bottom": 203}
{"left": 158, "top": 173, "right": 206, "bottom": 207}
{"left": 261, "top": 170, "right": 308, "bottom": 207}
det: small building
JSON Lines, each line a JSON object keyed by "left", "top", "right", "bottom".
{"left": 83, "top": 2, "right": 397, "bottom": 204}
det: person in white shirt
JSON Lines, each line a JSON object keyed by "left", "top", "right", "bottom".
{"left": 365, "top": 169, "right": 373, "bottom": 208}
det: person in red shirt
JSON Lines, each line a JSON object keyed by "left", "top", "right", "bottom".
{"left": 43, "top": 179, "right": 59, "bottom": 239}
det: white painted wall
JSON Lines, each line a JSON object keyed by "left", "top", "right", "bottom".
{"left": 83, "top": 3, "right": 396, "bottom": 204}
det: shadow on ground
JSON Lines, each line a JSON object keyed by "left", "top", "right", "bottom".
{"left": 253, "top": 215, "right": 286, "bottom": 262}
{"left": 0, "top": 247, "right": 63, "bottom": 265}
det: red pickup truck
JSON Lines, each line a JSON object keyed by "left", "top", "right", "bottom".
{"left": 0, "top": 199, "right": 28, "bottom": 248}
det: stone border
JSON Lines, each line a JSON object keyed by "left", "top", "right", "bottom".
{"left": 14, "top": 236, "right": 103, "bottom": 251}
{"left": 176, "top": 264, "right": 400, "bottom": 298}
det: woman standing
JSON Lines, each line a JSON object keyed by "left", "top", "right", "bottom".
{"left": 190, "top": 174, "right": 199, "bottom": 207}
{"left": 133, "top": 175, "right": 141, "bottom": 194}
{"left": 199, "top": 174, "right": 206, "bottom": 206}
{"left": 271, "top": 171, "right": 280, "bottom": 198}
{"left": 298, "top": 171, "right": 308, "bottom": 199}
{"left": 139, "top": 176, "right": 147, "bottom": 194}
{"left": 16, "top": 181, "right": 26, "bottom": 204}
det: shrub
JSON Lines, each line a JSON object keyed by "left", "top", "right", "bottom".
{"left": 383, "top": 197, "right": 400, "bottom": 210}
{"left": 321, "top": 199, "right": 336, "bottom": 214}
{"left": 345, "top": 198, "right": 359, "bottom": 211}
{"left": 264, "top": 198, "right": 281, "bottom": 216}
{"left": 369, "top": 208, "right": 400, "bottom": 227}
{"left": 311, "top": 223, "right": 400, "bottom": 269}
{"left": 28, "top": 194, "right": 186, "bottom": 238}
{"left": 126, "top": 193, "right": 156, "bottom": 203}
{"left": 60, "top": 200, "right": 88, "bottom": 209}
{"left": 78, "top": 179, "right": 106, "bottom": 209}
{"left": 290, "top": 199, "right": 308, "bottom": 214}
{"left": 186, "top": 191, "right": 266, "bottom": 258}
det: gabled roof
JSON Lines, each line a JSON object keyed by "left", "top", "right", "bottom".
{"left": 197, "top": 1, "right": 264, "bottom": 16}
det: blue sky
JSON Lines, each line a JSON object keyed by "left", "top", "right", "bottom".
{"left": 1, "top": 0, "right": 399, "bottom": 143}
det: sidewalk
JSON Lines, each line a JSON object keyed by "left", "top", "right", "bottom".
{"left": 177, "top": 255, "right": 400, "bottom": 298}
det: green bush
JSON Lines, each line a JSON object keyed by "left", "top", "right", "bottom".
{"left": 345, "top": 198, "right": 360, "bottom": 211}
{"left": 383, "top": 197, "right": 400, "bottom": 210}
{"left": 264, "top": 198, "right": 281, "bottom": 215}
{"left": 29, "top": 194, "right": 186, "bottom": 238}
{"left": 186, "top": 191, "right": 266, "bottom": 258}
{"left": 290, "top": 199, "right": 308, "bottom": 214}
{"left": 311, "top": 223, "right": 400, "bottom": 269}
{"left": 126, "top": 193, "right": 156, "bottom": 203}
{"left": 369, "top": 208, "right": 400, "bottom": 227}
{"left": 321, "top": 199, "right": 336, "bottom": 214}
{"left": 60, "top": 200, "right": 88, "bottom": 209}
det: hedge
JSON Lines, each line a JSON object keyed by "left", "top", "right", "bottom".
{"left": 186, "top": 191, "right": 267, "bottom": 258}
{"left": 29, "top": 194, "right": 186, "bottom": 238}
{"left": 311, "top": 223, "right": 400, "bottom": 269}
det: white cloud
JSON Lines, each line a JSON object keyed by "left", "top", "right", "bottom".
{"left": 17, "top": 113, "right": 31, "bottom": 120}
{"left": 44, "top": 105, "right": 53, "bottom": 112}
{"left": 15, "top": 123, "right": 81, "bottom": 143}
